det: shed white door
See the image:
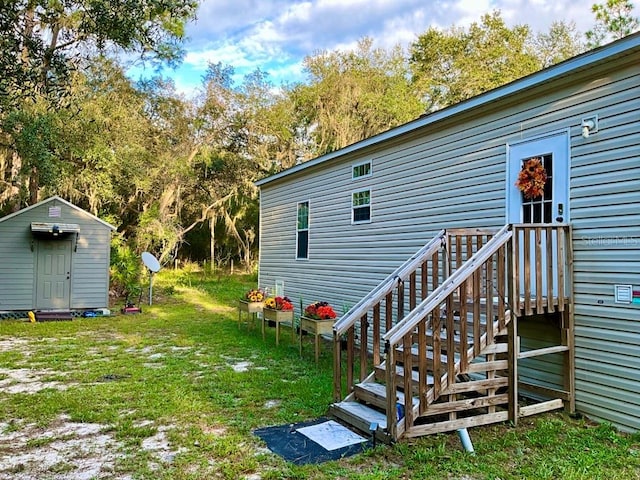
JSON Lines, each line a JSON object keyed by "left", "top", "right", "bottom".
{"left": 36, "top": 240, "right": 72, "bottom": 309}
{"left": 507, "top": 131, "right": 570, "bottom": 298}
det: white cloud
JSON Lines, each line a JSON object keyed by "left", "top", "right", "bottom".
{"left": 148, "top": 0, "right": 640, "bottom": 95}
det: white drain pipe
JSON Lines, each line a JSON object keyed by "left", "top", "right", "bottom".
{"left": 457, "top": 428, "right": 475, "bottom": 454}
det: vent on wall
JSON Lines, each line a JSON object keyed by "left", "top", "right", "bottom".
{"left": 614, "top": 284, "right": 632, "bottom": 304}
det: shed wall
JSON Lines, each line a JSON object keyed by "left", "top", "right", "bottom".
{"left": 0, "top": 199, "right": 113, "bottom": 311}
{"left": 0, "top": 211, "right": 35, "bottom": 310}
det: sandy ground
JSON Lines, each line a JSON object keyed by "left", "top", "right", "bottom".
{"left": 0, "top": 337, "right": 187, "bottom": 480}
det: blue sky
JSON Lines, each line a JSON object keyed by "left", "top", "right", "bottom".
{"left": 127, "top": 0, "right": 640, "bottom": 96}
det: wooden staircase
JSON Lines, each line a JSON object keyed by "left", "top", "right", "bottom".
{"left": 330, "top": 224, "right": 575, "bottom": 442}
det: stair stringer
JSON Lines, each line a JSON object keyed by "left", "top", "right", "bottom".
{"left": 402, "top": 315, "right": 513, "bottom": 438}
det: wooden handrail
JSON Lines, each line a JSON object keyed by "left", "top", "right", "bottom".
{"left": 333, "top": 230, "right": 446, "bottom": 336}
{"left": 332, "top": 229, "right": 446, "bottom": 401}
{"left": 384, "top": 224, "right": 513, "bottom": 347}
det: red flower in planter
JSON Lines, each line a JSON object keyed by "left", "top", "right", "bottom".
{"left": 265, "top": 296, "right": 293, "bottom": 311}
{"left": 304, "top": 301, "right": 337, "bottom": 320}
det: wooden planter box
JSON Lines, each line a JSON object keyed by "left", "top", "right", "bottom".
{"left": 238, "top": 300, "right": 264, "bottom": 313}
{"left": 263, "top": 308, "right": 293, "bottom": 322}
{"left": 299, "top": 315, "right": 335, "bottom": 363}
{"left": 237, "top": 300, "right": 263, "bottom": 329}
{"left": 262, "top": 308, "right": 294, "bottom": 345}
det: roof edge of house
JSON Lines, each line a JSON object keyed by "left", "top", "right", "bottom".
{"left": 255, "top": 32, "right": 640, "bottom": 188}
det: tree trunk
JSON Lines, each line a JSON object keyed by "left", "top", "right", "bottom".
{"left": 29, "top": 166, "right": 38, "bottom": 205}
{"left": 209, "top": 214, "right": 216, "bottom": 273}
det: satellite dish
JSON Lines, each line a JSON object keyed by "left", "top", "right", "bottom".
{"left": 141, "top": 252, "right": 160, "bottom": 306}
{"left": 141, "top": 252, "right": 161, "bottom": 272}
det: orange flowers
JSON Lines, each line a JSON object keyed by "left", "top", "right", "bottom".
{"left": 304, "top": 301, "right": 337, "bottom": 320}
{"left": 515, "top": 157, "right": 547, "bottom": 199}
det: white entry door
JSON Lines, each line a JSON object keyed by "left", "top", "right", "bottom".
{"left": 507, "top": 131, "right": 570, "bottom": 298}
{"left": 507, "top": 131, "right": 570, "bottom": 224}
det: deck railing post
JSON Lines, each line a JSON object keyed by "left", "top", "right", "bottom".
{"left": 359, "top": 314, "right": 368, "bottom": 382}
{"left": 508, "top": 311, "right": 519, "bottom": 424}
{"left": 385, "top": 341, "right": 397, "bottom": 440}
{"left": 333, "top": 329, "right": 342, "bottom": 401}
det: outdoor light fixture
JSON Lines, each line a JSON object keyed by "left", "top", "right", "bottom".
{"left": 581, "top": 115, "right": 598, "bottom": 138}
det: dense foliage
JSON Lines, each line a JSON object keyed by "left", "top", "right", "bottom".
{"left": 1, "top": 3, "right": 638, "bottom": 276}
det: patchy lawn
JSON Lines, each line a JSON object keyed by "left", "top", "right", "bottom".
{"left": 0, "top": 272, "right": 638, "bottom": 479}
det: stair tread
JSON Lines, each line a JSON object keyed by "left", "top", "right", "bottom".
{"left": 332, "top": 401, "right": 388, "bottom": 429}
{"left": 355, "top": 382, "right": 420, "bottom": 407}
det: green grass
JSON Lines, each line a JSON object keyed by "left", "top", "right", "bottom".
{"left": 0, "top": 270, "right": 639, "bottom": 479}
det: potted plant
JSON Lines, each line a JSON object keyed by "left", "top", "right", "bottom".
{"left": 300, "top": 301, "right": 338, "bottom": 363}
{"left": 303, "top": 301, "right": 337, "bottom": 320}
{"left": 263, "top": 296, "right": 294, "bottom": 323}
{"left": 238, "top": 288, "right": 265, "bottom": 328}
{"left": 262, "top": 296, "right": 294, "bottom": 345}
{"left": 239, "top": 288, "right": 265, "bottom": 312}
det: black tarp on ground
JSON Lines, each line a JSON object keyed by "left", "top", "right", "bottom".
{"left": 253, "top": 417, "right": 372, "bottom": 465}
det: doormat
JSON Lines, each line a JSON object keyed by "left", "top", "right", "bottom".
{"left": 253, "top": 417, "right": 371, "bottom": 465}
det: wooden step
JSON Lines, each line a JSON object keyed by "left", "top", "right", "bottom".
{"left": 353, "top": 382, "right": 420, "bottom": 411}
{"left": 329, "top": 401, "right": 391, "bottom": 443}
{"left": 34, "top": 310, "right": 73, "bottom": 321}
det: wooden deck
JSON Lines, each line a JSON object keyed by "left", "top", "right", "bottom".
{"left": 330, "top": 224, "right": 574, "bottom": 442}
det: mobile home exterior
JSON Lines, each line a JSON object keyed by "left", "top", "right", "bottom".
{"left": 0, "top": 196, "right": 116, "bottom": 316}
{"left": 256, "top": 34, "right": 640, "bottom": 433}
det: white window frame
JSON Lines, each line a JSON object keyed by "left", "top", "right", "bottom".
{"left": 351, "top": 189, "right": 371, "bottom": 224}
{"left": 296, "top": 200, "right": 310, "bottom": 260}
{"left": 352, "top": 160, "right": 372, "bottom": 180}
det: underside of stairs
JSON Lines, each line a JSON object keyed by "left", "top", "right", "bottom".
{"left": 329, "top": 224, "right": 575, "bottom": 442}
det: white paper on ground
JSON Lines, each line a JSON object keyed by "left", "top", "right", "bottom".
{"left": 296, "top": 420, "right": 366, "bottom": 451}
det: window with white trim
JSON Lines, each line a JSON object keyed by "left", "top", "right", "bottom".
{"left": 352, "top": 189, "right": 371, "bottom": 223}
{"left": 296, "top": 201, "right": 309, "bottom": 259}
{"left": 352, "top": 161, "right": 371, "bottom": 179}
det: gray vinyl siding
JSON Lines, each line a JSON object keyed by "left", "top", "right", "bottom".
{"left": 0, "top": 197, "right": 114, "bottom": 311}
{"left": 0, "top": 216, "right": 36, "bottom": 310}
{"left": 259, "top": 59, "right": 638, "bottom": 312}
{"left": 61, "top": 209, "right": 113, "bottom": 309}
{"left": 259, "top": 39, "right": 640, "bottom": 432}
{"left": 570, "top": 62, "right": 640, "bottom": 432}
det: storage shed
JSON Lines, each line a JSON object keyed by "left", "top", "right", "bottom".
{"left": 256, "top": 33, "right": 640, "bottom": 438}
{"left": 0, "top": 196, "right": 116, "bottom": 317}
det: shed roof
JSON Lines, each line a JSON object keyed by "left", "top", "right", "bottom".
{"left": 0, "top": 195, "right": 117, "bottom": 231}
{"left": 256, "top": 32, "right": 640, "bottom": 188}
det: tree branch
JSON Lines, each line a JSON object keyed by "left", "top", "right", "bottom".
{"left": 180, "top": 189, "right": 237, "bottom": 237}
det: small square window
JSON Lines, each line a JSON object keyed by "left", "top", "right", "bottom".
{"left": 352, "top": 161, "right": 371, "bottom": 179}
{"left": 352, "top": 190, "right": 371, "bottom": 223}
